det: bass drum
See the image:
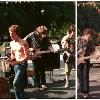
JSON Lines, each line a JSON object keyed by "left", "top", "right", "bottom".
{"left": 0, "top": 77, "right": 10, "bottom": 99}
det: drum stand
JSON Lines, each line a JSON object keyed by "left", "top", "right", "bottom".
{"left": 45, "top": 69, "right": 54, "bottom": 82}
{"left": 0, "top": 57, "right": 15, "bottom": 88}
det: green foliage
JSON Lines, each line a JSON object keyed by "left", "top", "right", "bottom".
{"left": 49, "top": 21, "right": 74, "bottom": 38}
{"left": 0, "top": 1, "right": 75, "bottom": 40}
{"left": 77, "top": 4, "right": 100, "bottom": 46}
{"left": 78, "top": 5, "right": 100, "bottom": 33}
{"left": 0, "top": 42, "right": 3, "bottom": 46}
{"left": 49, "top": 21, "right": 58, "bottom": 37}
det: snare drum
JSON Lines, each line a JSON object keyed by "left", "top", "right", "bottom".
{"left": 0, "top": 59, "right": 10, "bottom": 72}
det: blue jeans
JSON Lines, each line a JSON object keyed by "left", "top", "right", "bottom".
{"left": 77, "top": 63, "right": 90, "bottom": 94}
{"left": 13, "top": 61, "right": 27, "bottom": 99}
{"left": 32, "top": 58, "right": 46, "bottom": 88}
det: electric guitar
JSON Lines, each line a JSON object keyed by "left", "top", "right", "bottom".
{"left": 29, "top": 48, "right": 66, "bottom": 60}
{"left": 77, "top": 54, "right": 100, "bottom": 65}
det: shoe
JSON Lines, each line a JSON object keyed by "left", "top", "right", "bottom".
{"left": 83, "top": 94, "right": 89, "bottom": 99}
{"left": 40, "top": 85, "right": 48, "bottom": 90}
{"left": 80, "top": 93, "right": 84, "bottom": 99}
{"left": 65, "top": 82, "right": 69, "bottom": 88}
{"left": 72, "top": 68, "right": 75, "bottom": 71}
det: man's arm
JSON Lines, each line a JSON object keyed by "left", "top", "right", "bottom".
{"left": 19, "top": 40, "right": 29, "bottom": 62}
{"left": 23, "top": 41, "right": 29, "bottom": 60}
{"left": 10, "top": 48, "right": 15, "bottom": 60}
{"left": 23, "top": 32, "right": 33, "bottom": 40}
{"left": 10, "top": 42, "right": 15, "bottom": 60}
{"left": 61, "top": 35, "right": 69, "bottom": 49}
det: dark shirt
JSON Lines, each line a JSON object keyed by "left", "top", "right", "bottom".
{"left": 24, "top": 31, "right": 51, "bottom": 50}
{"left": 24, "top": 31, "right": 53, "bottom": 67}
{"left": 67, "top": 36, "right": 75, "bottom": 54}
{"left": 77, "top": 36, "right": 95, "bottom": 62}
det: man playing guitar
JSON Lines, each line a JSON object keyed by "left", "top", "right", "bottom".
{"left": 24, "top": 25, "right": 54, "bottom": 91}
{"left": 61, "top": 24, "right": 75, "bottom": 88}
{"left": 77, "top": 28, "right": 97, "bottom": 99}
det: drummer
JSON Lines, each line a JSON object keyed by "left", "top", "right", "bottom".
{"left": 9, "top": 25, "right": 29, "bottom": 99}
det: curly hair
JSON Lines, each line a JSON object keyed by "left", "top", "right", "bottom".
{"left": 9, "top": 25, "right": 21, "bottom": 36}
{"left": 83, "top": 28, "right": 94, "bottom": 36}
{"left": 36, "top": 25, "right": 48, "bottom": 35}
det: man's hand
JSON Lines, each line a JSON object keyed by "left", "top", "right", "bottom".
{"left": 10, "top": 61, "right": 20, "bottom": 66}
{"left": 53, "top": 49, "right": 59, "bottom": 53}
{"left": 65, "top": 51, "right": 70, "bottom": 57}
{"left": 77, "top": 57, "right": 86, "bottom": 65}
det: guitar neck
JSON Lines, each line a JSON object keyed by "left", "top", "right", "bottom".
{"left": 39, "top": 50, "right": 52, "bottom": 54}
{"left": 37, "top": 48, "right": 66, "bottom": 54}
{"left": 83, "top": 56, "right": 91, "bottom": 60}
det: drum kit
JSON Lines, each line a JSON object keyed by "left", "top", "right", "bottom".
{"left": 0, "top": 56, "right": 11, "bottom": 73}
{"left": 0, "top": 48, "right": 46, "bottom": 98}
{"left": 0, "top": 57, "right": 11, "bottom": 99}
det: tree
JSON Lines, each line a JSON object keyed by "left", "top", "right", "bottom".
{"left": 0, "top": 1, "right": 75, "bottom": 41}
{"left": 77, "top": 1, "right": 100, "bottom": 33}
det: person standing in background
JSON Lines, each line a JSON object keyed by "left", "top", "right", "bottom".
{"left": 61, "top": 24, "right": 75, "bottom": 88}
{"left": 77, "top": 28, "right": 96, "bottom": 99}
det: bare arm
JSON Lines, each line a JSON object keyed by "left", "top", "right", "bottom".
{"left": 10, "top": 48, "right": 15, "bottom": 60}
{"left": 61, "top": 35, "right": 69, "bottom": 49}
{"left": 19, "top": 41, "right": 29, "bottom": 62}
{"left": 23, "top": 32, "right": 33, "bottom": 40}
{"left": 10, "top": 41, "right": 15, "bottom": 60}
